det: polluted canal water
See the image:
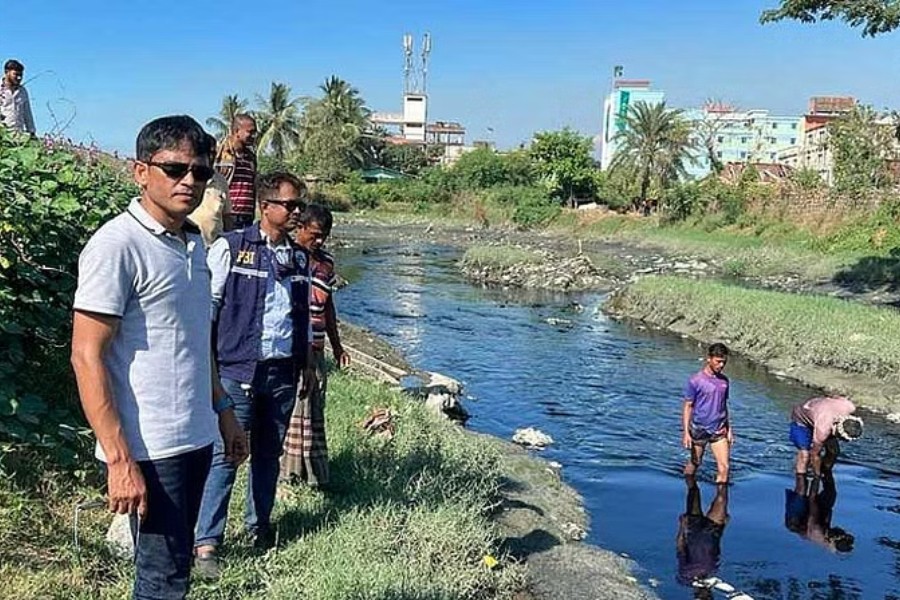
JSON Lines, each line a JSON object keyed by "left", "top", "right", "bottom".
{"left": 333, "top": 231, "right": 900, "bottom": 600}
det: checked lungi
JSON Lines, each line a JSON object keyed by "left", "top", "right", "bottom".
{"left": 281, "top": 350, "right": 329, "bottom": 486}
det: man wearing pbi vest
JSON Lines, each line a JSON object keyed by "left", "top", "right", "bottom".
{"left": 194, "top": 171, "right": 311, "bottom": 579}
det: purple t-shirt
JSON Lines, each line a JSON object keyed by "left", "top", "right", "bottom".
{"left": 683, "top": 370, "right": 729, "bottom": 434}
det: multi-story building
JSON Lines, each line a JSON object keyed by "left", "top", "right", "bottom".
{"left": 686, "top": 103, "right": 802, "bottom": 179}
{"left": 600, "top": 79, "right": 665, "bottom": 170}
{"left": 776, "top": 97, "right": 856, "bottom": 186}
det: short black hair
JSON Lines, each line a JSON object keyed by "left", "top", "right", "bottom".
{"left": 257, "top": 171, "right": 305, "bottom": 204}
{"left": 135, "top": 115, "right": 211, "bottom": 162}
{"left": 707, "top": 343, "right": 729, "bottom": 358}
{"left": 4, "top": 59, "right": 24, "bottom": 73}
{"left": 298, "top": 203, "right": 333, "bottom": 233}
{"left": 841, "top": 418, "right": 863, "bottom": 440}
{"left": 232, "top": 113, "right": 256, "bottom": 132}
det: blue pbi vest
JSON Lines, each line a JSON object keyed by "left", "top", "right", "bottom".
{"left": 214, "top": 224, "right": 310, "bottom": 383}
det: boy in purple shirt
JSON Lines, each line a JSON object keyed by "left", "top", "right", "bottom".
{"left": 682, "top": 343, "right": 733, "bottom": 483}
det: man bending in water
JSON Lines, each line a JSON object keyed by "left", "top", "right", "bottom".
{"left": 682, "top": 343, "right": 733, "bottom": 484}
{"left": 789, "top": 395, "right": 862, "bottom": 478}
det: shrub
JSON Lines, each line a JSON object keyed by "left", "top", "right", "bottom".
{"left": 0, "top": 130, "right": 136, "bottom": 472}
{"left": 510, "top": 188, "right": 561, "bottom": 229}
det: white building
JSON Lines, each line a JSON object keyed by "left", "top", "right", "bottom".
{"left": 600, "top": 79, "right": 666, "bottom": 170}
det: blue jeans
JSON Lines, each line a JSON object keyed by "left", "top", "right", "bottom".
{"left": 131, "top": 445, "right": 212, "bottom": 600}
{"left": 195, "top": 359, "right": 297, "bottom": 548}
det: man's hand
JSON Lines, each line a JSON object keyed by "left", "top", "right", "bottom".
{"left": 682, "top": 431, "right": 692, "bottom": 449}
{"left": 219, "top": 409, "right": 248, "bottom": 466}
{"left": 336, "top": 349, "right": 351, "bottom": 369}
{"left": 107, "top": 459, "right": 148, "bottom": 520}
{"left": 727, "top": 427, "right": 735, "bottom": 446}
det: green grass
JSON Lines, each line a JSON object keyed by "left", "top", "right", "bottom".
{"left": 0, "top": 371, "right": 525, "bottom": 599}
{"left": 460, "top": 245, "right": 544, "bottom": 270}
{"left": 608, "top": 276, "right": 900, "bottom": 385}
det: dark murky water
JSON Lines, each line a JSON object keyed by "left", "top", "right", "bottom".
{"left": 334, "top": 230, "right": 900, "bottom": 600}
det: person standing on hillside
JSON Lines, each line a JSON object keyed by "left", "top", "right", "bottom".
{"left": 71, "top": 115, "right": 248, "bottom": 600}
{"left": 194, "top": 171, "right": 312, "bottom": 579}
{"left": 282, "top": 203, "right": 351, "bottom": 488}
{"left": 188, "top": 133, "right": 233, "bottom": 246}
{"left": 789, "top": 395, "right": 862, "bottom": 478}
{"left": 682, "top": 343, "right": 733, "bottom": 484}
{"left": 214, "top": 114, "right": 257, "bottom": 229}
{"left": 0, "top": 59, "right": 36, "bottom": 135}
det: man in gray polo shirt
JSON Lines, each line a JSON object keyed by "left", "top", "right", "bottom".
{"left": 71, "top": 115, "right": 248, "bottom": 600}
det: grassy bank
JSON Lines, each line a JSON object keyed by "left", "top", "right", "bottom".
{"left": 0, "top": 370, "right": 525, "bottom": 599}
{"left": 607, "top": 276, "right": 900, "bottom": 411}
{"left": 461, "top": 245, "right": 544, "bottom": 270}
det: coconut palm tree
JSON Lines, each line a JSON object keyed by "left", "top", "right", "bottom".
{"left": 255, "top": 82, "right": 302, "bottom": 161}
{"left": 610, "top": 101, "right": 696, "bottom": 205}
{"left": 205, "top": 94, "right": 248, "bottom": 140}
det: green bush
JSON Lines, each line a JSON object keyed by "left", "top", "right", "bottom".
{"left": 449, "top": 148, "right": 537, "bottom": 190}
{"left": 510, "top": 188, "right": 561, "bottom": 229}
{"left": 0, "top": 130, "right": 136, "bottom": 472}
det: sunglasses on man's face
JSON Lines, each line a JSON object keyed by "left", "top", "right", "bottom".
{"left": 145, "top": 161, "right": 215, "bottom": 182}
{"left": 265, "top": 199, "right": 303, "bottom": 212}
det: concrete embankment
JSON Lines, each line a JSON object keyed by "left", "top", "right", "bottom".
{"left": 605, "top": 276, "right": 900, "bottom": 416}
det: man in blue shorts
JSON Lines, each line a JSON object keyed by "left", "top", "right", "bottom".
{"left": 789, "top": 396, "right": 862, "bottom": 478}
{"left": 682, "top": 343, "right": 732, "bottom": 484}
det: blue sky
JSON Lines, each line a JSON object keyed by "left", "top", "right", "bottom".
{"left": 4, "top": 0, "right": 900, "bottom": 155}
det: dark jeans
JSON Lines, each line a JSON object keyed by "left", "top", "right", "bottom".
{"left": 195, "top": 359, "right": 297, "bottom": 548}
{"left": 131, "top": 445, "right": 212, "bottom": 600}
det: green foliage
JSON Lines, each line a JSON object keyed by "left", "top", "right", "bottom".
{"left": 255, "top": 82, "right": 302, "bottom": 161}
{"left": 610, "top": 101, "right": 696, "bottom": 204}
{"left": 829, "top": 104, "right": 897, "bottom": 196}
{"left": 0, "top": 129, "right": 136, "bottom": 470}
{"left": 661, "top": 182, "right": 703, "bottom": 223}
{"left": 528, "top": 128, "right": 596, "bottom": 202}
{"left": 449, "top": 148, "right": 536, "bottom": 189}
{"left": 380, "top": 144, "right": 429, "bottom": 175}
{"left": 610, "top": 276, "right": 900, "bottom": 395}
{"left": 790, "top": 167, "right": 825, "bottom": 190}
{"left": 0, "top": 370, "right": 526, "bottom": 598}
{"left": 510, "top": 188, "right": 561, "bottom": 229}
{"left": 760, "top": 0, "right": 900, "bottom": 36}
{"left": 205, "top": 94, "right": 248, "bottom": 141}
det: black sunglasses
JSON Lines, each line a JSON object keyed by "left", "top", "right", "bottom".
{"left": 145, "top": 161, "right": 215, "bottom": 182}
{"left": 265, "top": 199, "right": 303, "bottom": 212}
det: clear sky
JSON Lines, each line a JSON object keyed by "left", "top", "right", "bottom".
{"left": 4, "top": 0, "right": 900, "bottom": 155}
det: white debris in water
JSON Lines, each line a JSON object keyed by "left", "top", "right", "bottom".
{"left": 560, "top": 521, "right": 586, "bottom": 540}
{"left": 886, "top": 413, "right": 900, "bottom": 424}
{"left": 512, "top": 427, "right": 554, "bottom": 448}
{"left": 647, "top": 578, "right": 660, "bottom": 587}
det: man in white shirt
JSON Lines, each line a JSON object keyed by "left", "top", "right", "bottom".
{"left": 0, "top": 59, "right": 35, "bottom": 135}
{"left": 71, "top": 115, "right": 248, "bottom": 600}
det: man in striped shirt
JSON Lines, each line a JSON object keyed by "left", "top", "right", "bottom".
{"left": 282, "top": 203, "right": 350, "bottom": 487}
{"left": 214, "top": 114, "right": 257, "bottom": 229}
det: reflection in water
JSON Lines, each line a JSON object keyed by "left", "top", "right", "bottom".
{"left": 335, "top": 233, "right": 900, "bottom": 599}
{"left": 677, "top": 476, "right": 729, "bottom": 597}
{"left": 784, "top": 469, "right": 855, "bottom": 553}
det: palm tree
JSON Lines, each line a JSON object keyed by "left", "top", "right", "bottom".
{"left": 205, "top": 94, "right": 248, "bottom": 140}
{"left": 319, "top": 76, "right": 376, "bottom": 167}
{"left": 255, "top": 82, "right": 302, "bottom": 161}
{"left": 610, "top": 101, "right": 696, "bottom": 205}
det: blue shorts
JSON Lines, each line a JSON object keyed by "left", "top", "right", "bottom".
{"left": 789, "top": 422, "right": 813, "bottom": 450}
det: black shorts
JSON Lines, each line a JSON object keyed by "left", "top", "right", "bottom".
{"left": 690, "top": 426, "right": 726, "bottom": 446}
